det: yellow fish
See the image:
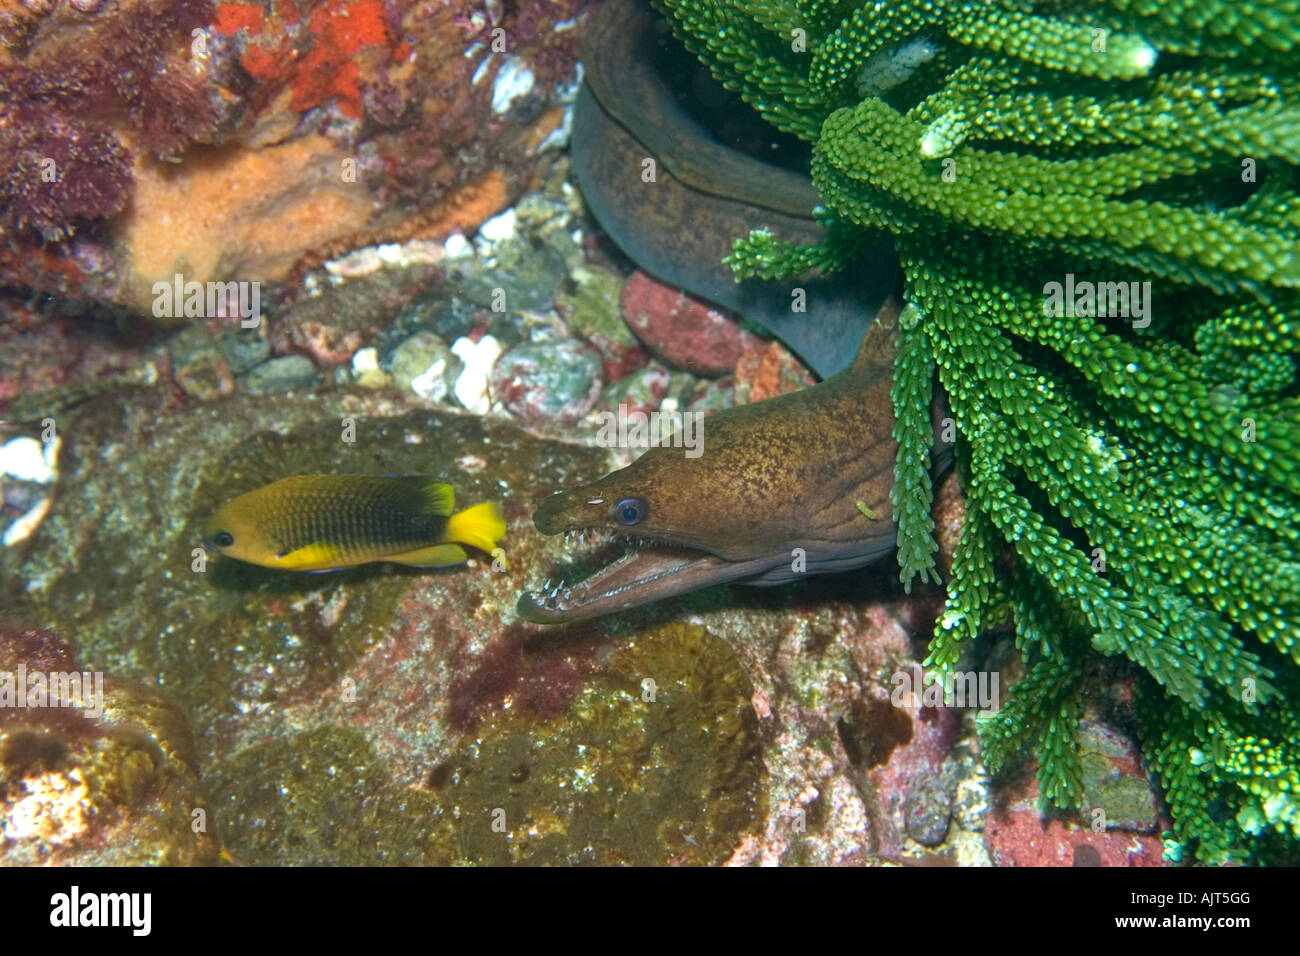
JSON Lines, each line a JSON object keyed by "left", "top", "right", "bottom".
{"left": 201, "top": 475, "right": 505, "bottom": 572}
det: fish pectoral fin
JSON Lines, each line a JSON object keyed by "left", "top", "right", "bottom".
{"left": 275, "top": 542, "right": 344, "bottom": 569}
{"left": 386, "top": 543, "right": 468, "bottom": 567}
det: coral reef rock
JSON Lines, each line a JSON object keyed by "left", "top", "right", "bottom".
{"left": 1, "top": 0, "right": 589, "bottom": 314}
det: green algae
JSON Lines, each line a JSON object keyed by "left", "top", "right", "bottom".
{"left": 658, "top": 0, "right": 1300, "bottom": 864}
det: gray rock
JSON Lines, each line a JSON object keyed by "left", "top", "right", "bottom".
{"left": 244, "top": 356, "right": 318, "bottom": 394}
{"left": 904, "top": 778, "right": 952, "bottom": 847}
{"left": 219, "top": 329, "right": 272, "bottom": 374}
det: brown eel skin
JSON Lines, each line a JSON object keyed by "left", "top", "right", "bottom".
{"left": 517, "top": 298, "right": 950, "bottom": 624}
{"left": 571, "top": 0, "right": 899, "bottom": 379}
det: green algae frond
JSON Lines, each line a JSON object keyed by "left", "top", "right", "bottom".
{"left": 656, "top": 0, "right": 1300, "bottom": 863}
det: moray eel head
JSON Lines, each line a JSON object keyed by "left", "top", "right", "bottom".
{"left": 530, "top": 447, "right": 781, "bottom": 560}
{"left": 518, "top": 319, "right": 910, "bottom": 625}
{"left": 521, "top": 445, "right": 840, "bottom": 625}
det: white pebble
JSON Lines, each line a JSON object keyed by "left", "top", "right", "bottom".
{"left": 491, "top": 57, "right": 535, "bottom": 114}
{"left": 324, "top": 246, "right": 383, "bottom": 278}
{"left": 3, "top": 497, "right": 51, "bottom": 547}
{"left": 1, "top": 436, "right": 57, "bottom": 484}
{"left": 478, "top": 208, "right": 517, "bottom": 243}
{"left": 472, "top": 51, "right": 493, "bottom": 86}
{"left": 451, "top": 335, "right": 504, "bottom": 414}
{"left": 411, "top": 358, "right": 450, "bottom": 401}
{"left": 443, "top": 233, "right": 473, "bottom": 259}
{"left": 352, "top": 347, "right": 380, "bottom": 374}
{"left": 535, "top": 102, "right": 574, "bottom": 154}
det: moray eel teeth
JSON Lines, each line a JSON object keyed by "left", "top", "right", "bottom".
{"left": 518, "top": 539, "right": 785, "bottom": 625}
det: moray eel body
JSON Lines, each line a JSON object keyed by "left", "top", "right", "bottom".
{"left": 517, "top": 300, "right": 944, "bottom": 624}
{"left": 572, "top": 0, "right": 899, "bottom": 378}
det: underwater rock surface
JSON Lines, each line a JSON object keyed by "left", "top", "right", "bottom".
{"left": 0, "top": 373, "right": 1033, "bottom": 865}
{"left": 0, "top": 622, "right": 217, "bottom": 864}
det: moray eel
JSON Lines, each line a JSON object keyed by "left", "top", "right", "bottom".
{"left": 521, "top": 2, "right": 932, "bottom": 623}
{"left": 517, "top": 299, "right": 947, "bottom": 624}
{"left": 572, "top": 0, "right": 899, "bottom": 378}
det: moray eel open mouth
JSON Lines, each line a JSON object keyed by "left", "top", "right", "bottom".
{"left": 518, "top": 522, "right": 793, "bottom": 624}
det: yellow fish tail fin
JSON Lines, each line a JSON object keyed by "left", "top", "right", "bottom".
{"left": 446, "top": 501, "right": 506, "bottom": 555}
{"left": 389, "top": 543, "right": 468, "bottom": 567}
{"left": 421, "top": 481, "right": 456, "bottom": 517}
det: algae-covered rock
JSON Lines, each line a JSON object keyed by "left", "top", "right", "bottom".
{"left": 556, "top": 266, "right": 649, "bottom": 382}
{"left": 492, "top": 340, "right": 604, "bottom": 424}
{"left": 423, "top": 621, "right": 765, "bottom": 865}
{"left": 209, "top": 622, "right": 765, "bottom": 865}
{"left": 0, "top": 623, "right": 216, "bottom": 865}
{"left": 1, "top": 371, "right": 972, "bottom": 866}
{"left": 209, "top": 727, "right": 440, "bottom": 866}
{"left": 389, "top": 331, "right": 459, "bottom": 400}
{"left": 2, "top": 385, "right": 608, "bottom": 764}
{"left": 245, "top": 355, "right": 318, "bottom": 393}
{"left": 168, "top": 325, "right": 234, "bottom": 401}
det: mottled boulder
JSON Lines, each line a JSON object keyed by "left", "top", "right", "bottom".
{"left": 620, "top": 270, "right": 762, "bottom": 376}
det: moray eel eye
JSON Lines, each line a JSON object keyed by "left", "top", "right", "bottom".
{"left": 213, "top": 531, "right": 235, "bottom": 548}
{"left": 614, "top": 497, "right": 648, "bottom": 526}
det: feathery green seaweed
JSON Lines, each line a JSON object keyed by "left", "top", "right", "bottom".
{"left": 656, "top": 0, "right": 1300, "bottom": 863}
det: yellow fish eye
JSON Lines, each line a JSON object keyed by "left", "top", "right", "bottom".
{"left": 213, "top": 530, "right": 235, "bottom": 548}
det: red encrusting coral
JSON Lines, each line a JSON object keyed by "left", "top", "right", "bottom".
{"left": 217, "top": 0, "right": 398, "bottom": 119}
{"left": 213, "top": 0, "right": 265, "bottom": 33}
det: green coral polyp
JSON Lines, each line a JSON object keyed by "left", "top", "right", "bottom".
{"left": 657, "top": 0, "right": 1300, "bottom": 863}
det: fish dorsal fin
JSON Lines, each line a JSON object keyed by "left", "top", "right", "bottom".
{"left": 850, "top": 296, "right": 903, "bottom": 378}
